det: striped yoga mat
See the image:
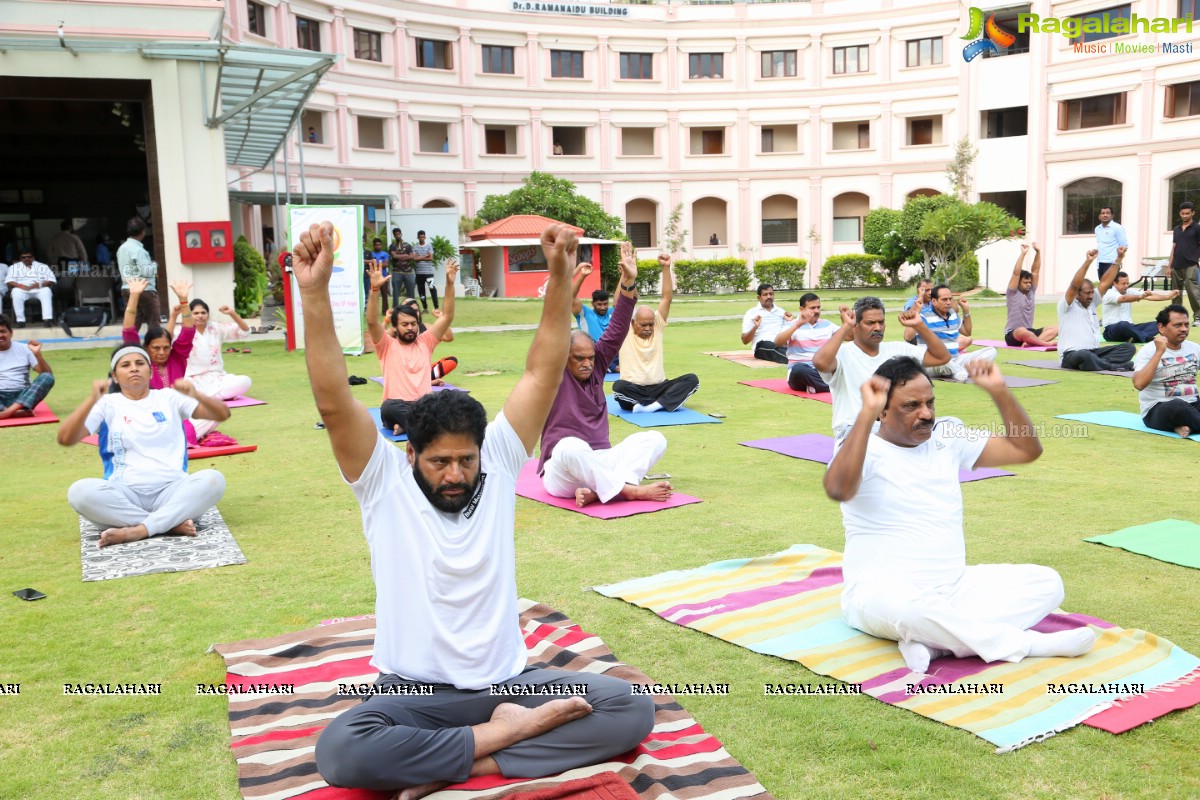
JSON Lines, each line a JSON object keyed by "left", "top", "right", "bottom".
{"left": 594, "top": 544, "right": 1200, "bottom": 752}
{"left": 213, "top": 600, "right": 772, "bottom": 800}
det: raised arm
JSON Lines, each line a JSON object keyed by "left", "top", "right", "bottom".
{"left": 956, "top": 297, "right": 972, "bottom": 337}
{"left": 427, "top": 259, "right": 457, "bottom": 341}
{"left": 365, "top": 259, "right": 388, "bottom": 345}
{"left": 824, "top": 376, "right": 889, "bottom": 502}
{"left": 1008, "top": 243, "right": 1029, "bottom": 291}
{"left": 899, "top": 307, "right": 950, "bottom": 366}
{"left": 171, "top": 280, "right": 194, "bottom": 330}
{"left": 502, "top": 225, "right": 577, "bottom": 452}
{"left": 812, "top": 305, "right": 855, "bottom": 374}
{"left": 1065, "top": 249, "right": 1098, "bottom": 306}
{"left": 221, "top": 304, "right": 250, "bottom": 332}
{"left": 58, "top": 379, "right": 108, "bottom": 446}
{"left": 657, "top": 253, "right": 674, "bottom": 322}
{"left": 570, "top": 262, "right": 592, "bottom": 317}
{"left": 1097, "top": 247, "right": 1125, "bottom": 297}
{"left": 27, "top": 340, "right": 51, "bottom": 376}
{"left": 124, "top": 276, "right": 148, "bottom": 336}
{"left": 173, "top": 378, "right": 231, "bottom": 422}
{"left": 774, "top": 316, "right": 803, "bottom": 348}
{"left": 1030, "top": 242, "right": 1042, "bottom": 289}
{"left": 968, "top": 361, "right": 1043, "bottom": 467}
{"left": 1133, "top": 336, "right": 1167, "bottom": 391}
{"left": 295, "top": 222, "right": 379, "bottom": 483}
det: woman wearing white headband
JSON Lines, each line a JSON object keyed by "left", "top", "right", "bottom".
{"left": 57, "top": 344, "right": 231, "bottom": 547}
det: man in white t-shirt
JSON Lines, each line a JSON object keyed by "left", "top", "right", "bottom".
{"left": 293, "top": 222, "right": 653, "bottom": 798}
{"left": 1132, "top": 304, "right": 1200, "bottom": 436}
{"left": 740, "top": 283, "right": 793, "bottom": 363}
{"left": 824, "top": 355, "right": 1095, "bottom": 674}
{"left": 813, "top": 296, "right": 950, "bottom": 438}
{"left": 1056, "top": 249, "right": 1136, "bottom": 371}
{"left": 1101, "top": 268, "right": 1178, "bottom": 344}
{"left": 774, "top": 292, "right": 837, "bottom": 393}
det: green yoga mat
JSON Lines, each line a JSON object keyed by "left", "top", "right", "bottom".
{"left": 1086, "top": 519, "right": 1200, "bottom": 569}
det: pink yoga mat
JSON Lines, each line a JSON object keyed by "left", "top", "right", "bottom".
{"left": 739, "top": 378, "right": 832, "bottom": 404}
{"left": 1083, "top": 666, "right": 1200, "bottom": 734}
{"left": 515, "top": 460, "right": 702, "bottom": 518}
{"left": 974, "top": 339, "right": 1057, "bottom": 352}
{"left": 81, "top": 434, "right": 257, "bottom": 459}
{"left": 739, "top": 434, "right": 1015, "bottom": 482}
{"left": 225, "top": 395, "right": 266, "bottom": 408}
{"left": 0, "top": 401, "right": 58, "bottom": 427}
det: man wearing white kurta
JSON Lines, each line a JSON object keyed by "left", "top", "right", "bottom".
{"left": 824, "top": 355, "right": 1096, "bottom": 674}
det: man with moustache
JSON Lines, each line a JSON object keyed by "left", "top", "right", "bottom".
{"left": 1132, "top": 304, "right": 1200, "bottom": 437}
{"left": 774, "top": 292, "right": 837, "bottom": 393}
{"left": 1057, "top": 249, "right": 1135, "bottom": 372}
{"left": 824, "top": 355, "right": 1095, "bottom": 674}
{"left": 741, "top": 283, "right": 793, "bottom": 363}
{"left": 295, "top": 222, "right": 654, "bottom": 799}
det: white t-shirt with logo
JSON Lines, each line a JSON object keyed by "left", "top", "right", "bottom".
{"left": 348, "top": 411, "right": 531, "bottom": 690}
{"left": 1133, "top": 340, "right": 1200, "bottom": 416}
{"left": 820, "top": 341, "right": 925, "bottom": 434}
{"left": 85, "top": 389, "right": 199, "bottom": 493}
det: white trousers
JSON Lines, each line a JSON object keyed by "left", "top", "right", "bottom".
{"left": 842, "top": 563, "right": 1064, "bottom": 663}
{"left": 11, "top": 287, "right": 53, "bottom": 322}
{"left": 542, "top": 432, "right": 667, "bottom": 503}
{"left": 192, "top": 372, "right": 252, "bottom": 401}
{"left": 68, "top": 471, "right": 226, "bottom": 536}
{"left": 927, "top": 347, "right": 999, "bottom": 379}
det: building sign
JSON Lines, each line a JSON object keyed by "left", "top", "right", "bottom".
{"left": 510, "top": 2, "right": 629, "bottom": 17}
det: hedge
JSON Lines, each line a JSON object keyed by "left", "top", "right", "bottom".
{"left": 818, "top": 254, "right": 888, "bottom": 289}
{"left": 635, "top": 259, "right": 662, "bottom": 294}
{"left": 752, "top": 258, "right": 808, "bottom": 291}
{"left": 673, "top": 258, "right": 751, "bottom": 294}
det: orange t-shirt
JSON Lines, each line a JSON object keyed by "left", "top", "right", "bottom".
{"left": 375, "top": 330, "right": 439, "bottom": 401}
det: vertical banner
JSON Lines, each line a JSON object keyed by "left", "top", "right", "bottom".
{"left": 287, "top": 205, "right": 364, "bottom": 355}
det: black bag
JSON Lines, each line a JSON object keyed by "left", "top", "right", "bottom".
{"left": 60, "top": 306, "right": 110, "bottom": 338}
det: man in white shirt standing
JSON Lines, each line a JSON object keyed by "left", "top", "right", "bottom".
{"left": 1094, "top": 206, "right": 1128, "bottom": 282}
{"left": 1132, "top": 304, "right": 1200, "bottom": 437}
{"left": 1101, "top": 263, "right": 1178, "bottom": 344}
{"left": 824, "top": 355, "right": 1095, "bottom": 674}
{"left": 293, "top": 221, "right": 653, "bottom": 799}
{"left": 741, "top": 283, "right": 793, "bottom": 363}
{"left": 1057, "top": 249, "right": 1135, "bottom": 371}
{"left": 5, "top": 248, "right": 56, "bottom": 328}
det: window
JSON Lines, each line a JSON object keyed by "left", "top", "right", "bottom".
{"left": 1072, "top": 5, "right": 1132, "bottom": 43}
{"left": 1184, "top": 0, "right": 1200, "bottom": 21}
{"left": 247, "top": 1, "right": 266, "bottom": 37}
{"left": 832, "top": 45, "right": 868, "bottom": 74}
{"left": 1058, "top": 93, "right": 1126, "bottom": 130}
{"left": 418, "top": 121, "right": 450, "bottom": 153}
{"left": 982, "top": 6, "right": 1032, "bottom": 57}
{"left": 621, "top": 127, "right": 655, "bottom": 156}
{"left": 620, "top": 53, "right": 653, "bottom": 80}
{"left": 301, "top": 109, "right": 325, "bottom": 144}
{"left": 982, "top": 106, "right": 1028, "bottom": 138}
{"left": 690, "top": 128, "right": 725, "bottom": 155}
{"left": 906, "top": 117, "right": 941, "bottom": 146}
{"left": 296, "top": 17, "right": 321, "bottom": 52}
{"left": 1168, "top": 169, "right": 1200, "bottom": 228}
{"left": 906, "top": 37, "right": 943, "bottom": 67}
{"left": 357, "top": 117, "right": 385, "bottom": 150}
{"left": 353, "top": 29, "right": 382, "bottom": 62}
{"left": 550, "top": 50, "right": 583, "bottom": 78}
{"left": 833, "top": 217, "right": 862, "bottom": 241}
{"left": 761, "top": 50, "right": 797, "bottom": 78}
{"left": 483, "top": 125, "right": 517, "bottom": 155}
{"left": 482, "top": 45, "right": 515, "bottom": 75}
{"left": 416, "top": 39, "right": 453, "bottom": 70}
{"left": 762, "top": 218, "right": 799, "bottom": 245}
{"left": 689, "top": 53, "right": 723, "bottom": 79}
{"left": 760, "top": 125, "right": 798, "bottom": 153}
{"left": 1063, "top": 177, "right": 1122, "bottom": 235}
{"left": 832, "top": 121, "right": 870, "bottom": 150}
{"left": 1166, "top": 80, "right": 1200, "bottom": 118}
{"left": 626, "top": 223, "right": 652, "bottom": 249}
{"left": 551, "top": 126, "right": 586, "bottom": 156}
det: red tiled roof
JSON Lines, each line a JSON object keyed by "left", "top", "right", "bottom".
{"left": 468, "top": 215, "right": 584, "bottom": 240}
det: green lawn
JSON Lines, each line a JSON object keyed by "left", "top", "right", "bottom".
{"left": 3, "top": 300, "right": 1198, "bottom": 800}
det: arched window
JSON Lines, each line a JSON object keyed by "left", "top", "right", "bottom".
{"left": 832, "top": 192, "right": 870, "bottom": 241}
{"left": 761, "top": 195, "right": 798, "bottom": 244}
{"left": 1063, "top": 177, "right": 1121, "bottom": 235}
{"left": 1167, "top": 168, "right": 1200, "bottom": 230}
{"left": 625, "top": 199, "right": 658, "bottom": 248}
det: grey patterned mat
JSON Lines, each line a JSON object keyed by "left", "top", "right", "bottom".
{"left": 80, "top": 507, "right": 246, "bottom": 582}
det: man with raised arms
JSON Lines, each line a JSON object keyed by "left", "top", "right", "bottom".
{"left": 812, "top": 296, "right": 950, "bottom": 438}
{"left": 1057, "top": 249, "right": 1135, "bottom": 371}
{"left": 1004, "top": 243, "right": 1058, "bottom": 348}
{"left": 297, "top": 222, "right": 653, "bottom": 798}
{"left": 824, "top": 355, "right": 1096, "bottom": 674}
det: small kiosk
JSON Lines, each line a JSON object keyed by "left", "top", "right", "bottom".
{"left": 467, "top": 215, "right": 617, "bottom": 298}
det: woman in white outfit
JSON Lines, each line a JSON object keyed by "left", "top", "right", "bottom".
{"left": 183, "top": 299, "right": 252, "bottom": 400}
{"left": 58, "top": 345, "right": 231, "bottom": 547}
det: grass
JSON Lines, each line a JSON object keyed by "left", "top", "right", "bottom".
{"left": 3, "top": 299, "right": 1198, "bottom": 800}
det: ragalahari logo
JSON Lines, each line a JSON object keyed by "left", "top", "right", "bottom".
{"left": 961, "top": 7, "right": 1016, "bottom": 62}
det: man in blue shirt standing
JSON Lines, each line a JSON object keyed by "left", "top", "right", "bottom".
{"left": 1094, "top": 206, "right": 1128, "bottom": 282}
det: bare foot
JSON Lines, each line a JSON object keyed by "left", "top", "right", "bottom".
{"left": 490, "top": 698, "right": 592, "bottom": 741}
{"left": 0, "top": 403, "right": 31, "bottom": 419}
{"left": 167, "top": 519, "right": 197, "bottom": 536}
{"left": 393, "top": 424, "right": 404, "bottom": 436}
{"left": 99, "top": 524, "right": 150, "bottom": 547}
{"left": 620, "top": 481, "right": 673, "bottom": 502}
{"left": 431, "top": 378, "right": 445, "bottom": 387}
{"left": 1177, "top": 426, "right": 1192, "bottom": 438}
{"left": 395, "top": 781, "right": 449, "bottom": 800}
{"left": 575, "top": 487, "right": 599, "bottom": 507}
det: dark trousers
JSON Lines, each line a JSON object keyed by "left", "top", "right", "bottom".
{"left": 1061, "top": 343, "right": 1135, "bottom": 371}
{"left": 120, "top": 289, "right": 161, "bottom": 331}
{"left": 1097, "top": 262, "right": 1115, "bottom": 282}
{"left": 416, "top": 274, "right": 439, "bottom": 310}
{"left": 391, "top": 272, "right": 416, "bottom": 308}
{"left": 379, "top": 399, "right": 413, "bottom": 433}
{"left": 1144, "top": 398, "right": 1200, "bottom": 434}
{"left": 787, "top": 361, "right": 830, "bottom": 393}
{"left": 1103, "top": 321, "right": 1158, "bottom": 343}
{"left": 612, "top": 374, "right": 700, "bottom": 412}
{"left": 754, "top": 341, "right": 789, "bottom": 364}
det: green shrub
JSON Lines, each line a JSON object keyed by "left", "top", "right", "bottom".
{"left": 819, "top": 254, "right": 888, "bottom": 289}
{"left": 672, "top": 258, "right": 750, "bottom": 294}
{"left": 752, "top": 258, "right": 808, "bottom": 290}
{"left": 265, "top": 250, "right": 284, "bottom": 305}
{"left": 635, "top": 259, "right": 662, "bottom": 294}
{"left": 233, "top": 236, "right": 268, "bottom": 318}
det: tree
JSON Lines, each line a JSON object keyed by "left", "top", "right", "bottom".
{"left": 916, "top": 201, "right": 1022, "bottom": 290}
{"left": 946, "top": 136, "right": 978, "bottom": 202}
{"left": 862, "top": 207, "right": 908, "bottom": 286}
{"left": 661, "top": 203, "right": 688, "bottom": 256}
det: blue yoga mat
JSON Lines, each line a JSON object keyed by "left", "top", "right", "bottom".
{"left": 367, "top": 407, "right": 408, "bottom": 441}
{"left": 605, "top": 395, "right": 720, "bottom": 427}
{"left": 1056, "top": 411, "right": 1200, "bottom": 441}
{"left": 605, "top": 372, "right": 619, "bottom": 382}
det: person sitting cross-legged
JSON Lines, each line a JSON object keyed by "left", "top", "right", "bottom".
{"left": 919, "top": 285, "right": 997, "bottom": 382}
{"left": 1101, "top": 263, "right": 1179, "bottom": 344}
{"left": 1132, "top": 304, "right": 1200, "bottom": 438}
{"left": 612, "top": 252, "right": 699, "bottom": 413}
{"left": 541, "top": 242, "right": 671, "bottom": 507}
{"left": 824, "top": 356, "right": 1096, "bottom": 675}
{"left": 740, "top": 283, "right": 793, "bottom": 363}
{"left": 291, "top": 221, "right": 654, "bottom": 799}
{"left": 1057, "top": 249, "right": 1136, "bottom": 371}
{"left": 774, "top": 292, "right": 837, "bottom": 394}
{"left": 0, "top": 313, "right": 55, "bottom": 419}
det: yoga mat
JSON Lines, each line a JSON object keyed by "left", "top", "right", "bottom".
{"left": 80, "top": 434, "right": 258, "bottom": 459}
{"left": 1009, "top": 359, "right": 1134, "bottom": 378}
{"left": 738, "top": 378, "right": 832, "bottom": 404}
{"left": 931, "top": 374, "right": 1058, "bottom": 388}
{"left": 739, "top": 434, "right": 1015, "bottom": 483}
{"left": 1083, "top": 666, "right": 1200, "bottom": 734}
{"left": 1056, "top": 410, "right": 1200, "bottom": 442}
{"left": 80, "top": 506, "right": 245, "bottom": 581}
{"left": 515, "top": 460, "right": 701, "bottom": 518}
{"left": 973, "top": 339, "right": 1057, "bottom": 352}
{"left": 605, "top": 396, "right": 720, "bottom": 427}
{"left": 212, "top": 600, "right": 772, "bottom": 800}
{"left": 703, "top": 350, "right": 784, "bottom": 368}
{"left": 595, "top": 544, "right": 1200, "bottom": 752}
{"left": 367, "top": 406, "right": 408, "bottom": 442}
{"left": 505, "top": 772, "right": 640, "bottom": 800}
{"left": 369, "top": 376, "right": 467, "bottom": 392}
{"left": 225, "top": 395, "right": 267, "bottom": 408}
{"left": 0, "top": 401, "right": 58, "bottom": 427}
{"left": 605, "top": 372, "right": 619, "bottom": 382}
{"left": 1085, "top": 519, "right": 1200, "bottom": 569}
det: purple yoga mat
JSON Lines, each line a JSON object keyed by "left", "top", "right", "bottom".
{"left": 973, "top": 339, "right": 1057, "bottom": 352}
{"left": 368, "top": 376, "right": 466, "bottom": 392}
{"left": 1008, "top": 359, "right": 1134, "bottom": 378}
{"left": 515, "top": 460, "right": 702, "bottom": 518}
{"left": 225, "top": 395, "right": 266, "bottom": 408}
{"left": 739, "top": 434, "right": 1015, "bottom": 483}
{"left": 930, "top": 375, "right": 1058, "bottom": 388}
